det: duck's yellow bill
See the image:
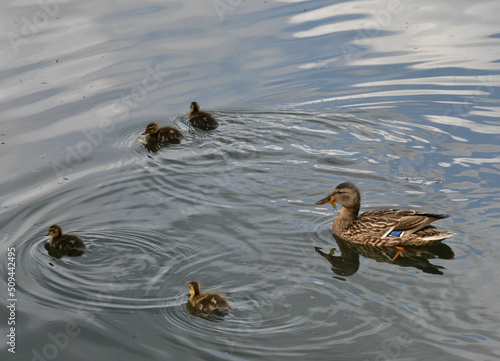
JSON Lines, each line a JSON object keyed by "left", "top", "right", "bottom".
{"left": 315, "top": 195, "right": 337, "bottom": 211}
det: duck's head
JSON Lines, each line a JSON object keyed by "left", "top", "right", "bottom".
{"left": 47, "top": 224, "right": 62, "bottom": 237}
{"left": 190, "top": 102, "right": 200, "bottom": 113}
{"left": 143, "top": 122, "right": 159, "bottom": 135}
{"left": 315, "top": 182, "right": 361, "bottom": 211}
{"left": 188, "top": 281, "right": 201, "bottom": 297}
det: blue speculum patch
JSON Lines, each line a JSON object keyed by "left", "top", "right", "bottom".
{"left": 389, "top": 230, "right": 403, "bottom": 237}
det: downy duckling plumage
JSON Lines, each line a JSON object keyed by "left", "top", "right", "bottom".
{"left": 188, "top": 281, "right": 229, "bottom": 313}
{"left": 188, "top": 102, "right": 218, "bottom": 130}
{"left": 46, "top": 224, "right": 85, "bottom": 251}
{"left": 142, "top": 122, "right": 182, "bottom": 142}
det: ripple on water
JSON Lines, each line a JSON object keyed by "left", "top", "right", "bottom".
{"left": 155, "top": 278, "right": 351, "bottom": 354}
{"left": 3, "top": 107, "right": 496, "bottom": 360}
{"left": 21, "top": 228, "right": 188, "bottom": 311}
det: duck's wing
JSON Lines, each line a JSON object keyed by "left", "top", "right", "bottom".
{"left": 358, "top": 209, "right": 449, "bottom": 237}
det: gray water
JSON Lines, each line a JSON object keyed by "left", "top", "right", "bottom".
{"left": 1, "top": 1, "right": 500, "bottom": 360}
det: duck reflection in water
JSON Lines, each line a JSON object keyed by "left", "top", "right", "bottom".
{"left": 44, "top": 243, "right": 84, "bottom": 258}
{"left": 315, "top": 234, "right": 454, "bottom": 278}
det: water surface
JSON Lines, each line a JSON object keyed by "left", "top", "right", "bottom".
{"left": 1, "top": 1, "right": 500, "bottom": 360}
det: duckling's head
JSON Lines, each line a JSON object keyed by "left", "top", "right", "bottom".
{"left": 188, "top": 281, "right": 201, "bottom": 296}
{"left": 315, "top": 182, "right": 361, "bottom": 211}
{"left": 190, "top": 102, "right": 200, "bottom": 113}
{"left": 143, "top": 122, "right": 159, "bottom": 135}
{"left": 47, "top": 224, "right": 62, "bottom": 237}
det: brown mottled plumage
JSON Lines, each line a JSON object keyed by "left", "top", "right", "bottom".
{"left": 188, "top": 102, "right": 218, "bottom": 130}
{"left": 188, "top": 281, "right": 229, "bottom": 313}
{"left": 315, "top": 182, "right": 454, "bottom": 247}
{"left": 142, "top": 122, "right": 182, "bottom": 142}
{"left": 46, "top": 224, "right": 85, "bottom": 251}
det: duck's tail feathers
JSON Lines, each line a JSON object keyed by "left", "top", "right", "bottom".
{"left": 420, "top": 231, "right": 455, "bottom": 242}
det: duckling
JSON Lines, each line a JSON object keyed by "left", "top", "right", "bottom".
{"left": 188, "top": 102, "right": 218, "bottom": 130}
{"left": 188, "top": 281, "right": 229, "bottom": 313}
{"left": 142, "top": 122, "right": 182, "bottom": 142}
{"left": 315, "top": 182, "right": 454, "bottom": 247}
{"left": 46, "top": 224, "right": 85, "bottom": 251}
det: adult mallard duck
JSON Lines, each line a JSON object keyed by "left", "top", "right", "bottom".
{"left": 188, "top": 281, "right": 229, "bottom": 313}
{"left": 46, "top": 224, "right": 85, "bottom": 251}
{"left": 188, "top": 102, "right": 218, "bottom": 130}
{"left": 315, "top": 182, "right": 454, "bottom": 248}
{"left": 142, "top": 122, "right": 182, "bottom": 143}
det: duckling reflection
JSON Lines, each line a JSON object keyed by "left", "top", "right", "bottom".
{"left": 45, "top": 224, "right": 85, "bottom": 258}
{"left": 188, "top": 102, "right": 218, "bottom": 130}
{"left": 186, "top": 281, "right": 229, "bottom": 316}
{"left": 44, "top": 243, "right": 83, "bottom": 258}
{"left": 315, "top": 234, "right": 454, "bottom": 278}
